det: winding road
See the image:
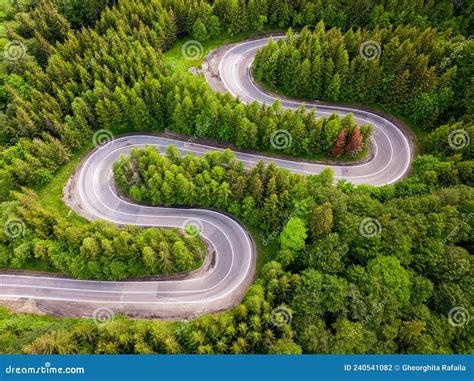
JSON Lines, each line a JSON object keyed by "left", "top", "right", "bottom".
{"left": 0, "top": 37, "right": 412, "bottom": 319}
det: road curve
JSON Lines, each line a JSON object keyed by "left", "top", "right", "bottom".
{"left": 1, "top": 136, "right": 258, "bottom": 319}
{"left": 218, "top": 36, "right": 412, "bottom": 186}
{"left": 0, "top": 38, "right": 413, "bottom": 319}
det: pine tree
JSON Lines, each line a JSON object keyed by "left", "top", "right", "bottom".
{"left": 331, "top": 128, "right": 348, "bottom": 157}
{"left": 309, "top": 203, "right": 334, "bottom": 239}
{"left": 310, "top": 55, "right": 323, "bottom": 98}
{"left": 192, "top": 18, "right": 209, "bottom": 42}
{"left": 297, "top": 59, "right": 312, "bottom": 98}
{"left": 345, "top": 127, "right": 363, "bottom": 154}
{"left": 326, "top": 73, "right": 342, "bottom": 101}
{"left": 30, "top": 0, "right": 72, "bottom": 44}
{"left": 207, "top": 15, "right": 222, "bottom": 39}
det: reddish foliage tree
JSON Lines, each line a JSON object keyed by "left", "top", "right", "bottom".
{"left": 346, "top": 127, "right": 363, "bottom": 154}
{"left": 331, "top": 128, "right": 348, "bottom": 157}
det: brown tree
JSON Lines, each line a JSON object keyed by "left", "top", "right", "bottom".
{"left": 345, "top": 127, "right": 363, "bottom": 154}
{"left": 331, "top": 128, "right": 348, "bottom": 157}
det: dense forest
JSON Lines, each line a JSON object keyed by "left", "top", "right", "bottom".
{"left": 0, "top": 0, "right": 374, "bottom": 195}
{"left": 0, "top": 0, "right": 473, "bottom": 354}
{"left": 0, "top": 0, "right": 376, "bottom": 277}
{"left": 2, "top": 146, "right": 472, "bottom": 354}
{"left": 0, "top": 188, "right": 205, "bottom": 279}
{"left": 253, "top": 25, "right": 473, "bottom": 128}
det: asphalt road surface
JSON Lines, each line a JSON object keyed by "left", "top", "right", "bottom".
{"left": 218, "top": 36, "right": 412, "bottom": 185}
{"left": 0, "top": 38, "right": 412, "bottom": 319}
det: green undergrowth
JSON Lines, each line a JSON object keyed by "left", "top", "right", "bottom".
{"left": 33, "top": 141, "right": 94, "bottom": 225}
{"left": 253, "top": 74, "right": 423, "bottom": 152}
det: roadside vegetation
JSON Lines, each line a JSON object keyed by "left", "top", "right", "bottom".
{"left": 253, "top": 25, "right": 472, "bottom": 132}
{"left": 110, "top": 145, "right": 473, "bottom": 354}
{"left": 1, "top": 188, "right": 205, "bottom": 279}
{"left": 0, "top": 0, "right": 472, "bottom": 354}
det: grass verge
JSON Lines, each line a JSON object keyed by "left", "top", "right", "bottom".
{"left": 164, "top": 27, "right": 284, "bottom": 71}
{"left": 34, "top": 141, "right": 94, "bottom": 225}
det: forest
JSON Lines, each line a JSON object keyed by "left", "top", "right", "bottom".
{"left": 253, "top": 25, "right": 472, "bottom": 129}
{"left": 0, "top": 0, "right": 473, "bottom": 354}
{"left": 111, "top": 145, "right": 473, "bottom": 354}
{"left": 1, "top": 189, "right": 205, "bottom": 279}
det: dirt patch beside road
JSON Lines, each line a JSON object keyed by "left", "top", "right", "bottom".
{"left": 202, "top": 32, "right": 287, "bottom": 93}
{"left": 0, "top": 299, "right": 47, "bottom": 316}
